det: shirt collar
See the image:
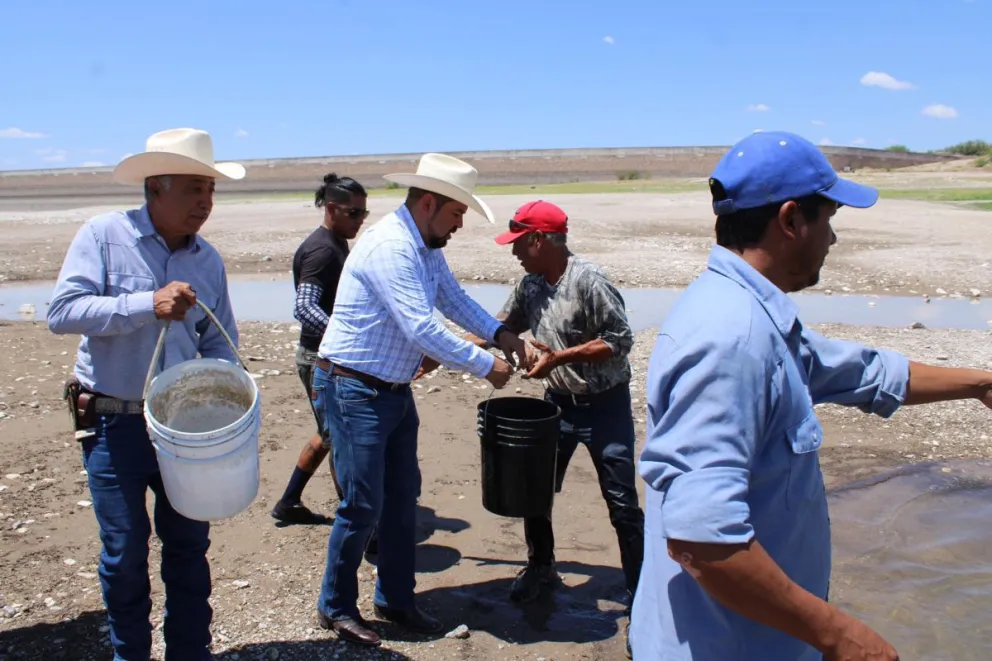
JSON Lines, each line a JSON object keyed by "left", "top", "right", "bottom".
{"left": 395, "top": 203, "right": 430, "bottom": 255}
{"left": 131, "top": 205, "right": 202, "bottom": 253}
{"left": 706, "top": 244, "right": 799, "bottom": 337}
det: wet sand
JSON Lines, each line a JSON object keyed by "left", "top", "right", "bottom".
{"left": 1, "top": 320, "right": 991, "bottom": 660}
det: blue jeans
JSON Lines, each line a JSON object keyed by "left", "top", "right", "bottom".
{"left": 312, "top": 366, "right": 421, "bottom": 620}
{"left": 82, "top": 413, "right": 213, "bottom": 661}
{"left": 525, "top": 383, "right": 645, "bottom": 596}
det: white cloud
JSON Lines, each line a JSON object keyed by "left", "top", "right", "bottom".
{"left": 922, "top": 104, "right": 958, "bottom": 119}
{"left": 38, "top": 149, "right": 68, "bottom": 164}
{"left": 811, "top": 120, "right": 826, "bottom": 126}
{"left": 860, "top": 71, "right": 915, "bottom": 90}
{"left": 603, "top": 35, "right": 615, "bottom": 45}
{"left": 41, "top": 149, "right": 68, "bottom": 164}
{"left": 746, "top": 104, "right": 770, "bottom": 112}
{"left": 0, "top": 127, "right": 49, "bottom": 139}
{"left": 81, "top": 161, "right": 105, "bottom": 167}
{"left": 819, "top": 138, "right": 833, "bottom": 146}
{"left": 851, "top": 138, "right": 867, "bottom": 146}
{"left": 235, "top": 128, "right": 249, "bottom": 138}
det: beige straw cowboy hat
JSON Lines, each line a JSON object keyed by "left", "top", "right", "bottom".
{"left": 113, "top": 128, "right": 246, "bottom": 185}
{"left": 383, "top": 153, "right": 495, "bottom": 224}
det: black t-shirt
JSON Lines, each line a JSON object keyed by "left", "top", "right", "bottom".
{"left": 292, "top": 226, "right": 349, "bottom": 351}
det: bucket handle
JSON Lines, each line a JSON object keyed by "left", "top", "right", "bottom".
{"left": 142, "top": 299, "right": 247, "bottom": 401}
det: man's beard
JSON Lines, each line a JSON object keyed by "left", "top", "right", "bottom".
{"left": 427, "top": 234, "right": 449, "bottom": 250}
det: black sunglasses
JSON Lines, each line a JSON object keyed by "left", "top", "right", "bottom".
{"left": 336, "top": 206, "right": 370, "bottom": 220}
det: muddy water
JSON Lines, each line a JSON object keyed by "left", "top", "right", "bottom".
{"left": 830, "top": 461, "right": 992, "bottom": 660}
{"left": 3, "top": 277, "right": 992, "bottom": 330}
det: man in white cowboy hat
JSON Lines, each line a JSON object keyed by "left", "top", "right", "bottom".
{"left": 47, "top": 127, "right": 244, "bottom": 661}
{"left": 310, "top": 152, "right": 535, "bottom": 647}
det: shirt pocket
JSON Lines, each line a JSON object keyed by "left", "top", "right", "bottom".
{"left": 784, "top": 411, "right": 825, "bottom": 510}
{"left": 105, "top": 272, "right": 156, "bottom": 296}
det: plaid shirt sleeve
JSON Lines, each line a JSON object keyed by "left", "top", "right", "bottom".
{"left": 361, "top": 239, "right": 496, "bottom": 378}
{"left": 435, "top": 259, "right": 502, "bottom": 343}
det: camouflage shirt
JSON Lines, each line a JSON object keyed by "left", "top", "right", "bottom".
{"left": 500, "top": 255, "right": 633, "bottom": 395}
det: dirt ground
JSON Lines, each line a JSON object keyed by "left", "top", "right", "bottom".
{"left": 0, "top": 168, "right": 991, "bottom": 299}
{"left": 1, "top": 168, "right": 991, "bottom": 660}
{"left": 1, "top": 318, "right": 990, "bottom": 661}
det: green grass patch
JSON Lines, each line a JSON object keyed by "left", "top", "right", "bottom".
{"left": 877, "top": 188, "right": 992, "bottom": 202}
{"left": 972, "top": 202, "right": 992, "bottom": 212}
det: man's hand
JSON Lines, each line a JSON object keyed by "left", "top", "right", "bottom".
{"left": 414, "top": 357, "right": 441, "bottom": 380}
{"left": 154, "top": 281, "right": 197, "bottom": 321}
{"left": 981, "top": 385, "right": 992, "bottom": 410}
{"left": 523, "top": 340, "right": 560, "bottom": 380}
{"left": 822, "top": 612, "right": 899, "bottom": 661}
{"left": 485, "top": 356, "right": 514, "bottom": 389}
{"left": 496, "top": 329, "right": 536, "bottom": 369}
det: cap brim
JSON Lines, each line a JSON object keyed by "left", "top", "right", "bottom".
{"left": 820, "top": 177, "right": 878, "bottom": 209}
{"left": 494, "top": 229, "right": 531, "bottom": 245}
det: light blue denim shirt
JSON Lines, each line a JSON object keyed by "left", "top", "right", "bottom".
{"left": 630, "top": 245, "right": 910, "bottom": 661}
{"left": 47, "top": 206, "right": 239, "bottom": 401}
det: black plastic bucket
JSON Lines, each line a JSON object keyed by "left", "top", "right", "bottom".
{"left": 477, "top": 396, "right": 561, "bottom": 518}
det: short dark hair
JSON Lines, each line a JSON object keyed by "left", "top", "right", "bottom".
{"left": 711, "top": 179, "right": 829, "bottom": 251}
{"left": 405, "top": 186, "right": 457, "bottom": 209}
{"left": 315, "top": 173, "right": 366, "bottom": 208}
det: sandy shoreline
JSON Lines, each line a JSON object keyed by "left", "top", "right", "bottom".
{"left": 1, "top": 319, "right": 990, "bottom": 660}
{"left": 1, "top": 187, "right": 991, "bottom": 298}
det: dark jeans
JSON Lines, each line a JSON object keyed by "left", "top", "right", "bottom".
{"left": 312, "top": 366, "right": 421, "bottom": 620}
{"left": 295, "top": 345, "right": 332, "bottom": 450}
{"left": 525, "top": 382, "right": 645, "bottom": 597}
{"left": 82, "top": 414, "right": 212, "bottom": 661}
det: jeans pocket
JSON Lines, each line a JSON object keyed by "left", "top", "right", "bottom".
{"left": 335, "top": 376, "right": 378, "bottom": 404}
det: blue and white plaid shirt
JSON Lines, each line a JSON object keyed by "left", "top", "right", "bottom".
{"left": 318, "top": 203, "right": 501, "bottom": 383}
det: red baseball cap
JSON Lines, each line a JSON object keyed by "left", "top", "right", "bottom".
{"left": 493, "top": 200, "right": 568, "bottom": 245}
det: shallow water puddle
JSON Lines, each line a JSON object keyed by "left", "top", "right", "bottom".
{"left": 829, "top": 460, "right": 992, "bottom": 660}
{"left": 3, "top": 278, "right": 991, "bottom": 330}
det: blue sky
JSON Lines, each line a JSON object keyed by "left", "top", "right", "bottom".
{"left": 1, "top": 0, "right": 989, "bottom": 171}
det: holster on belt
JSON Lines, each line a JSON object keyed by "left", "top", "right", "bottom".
{"left": 63, "top": 377, "right": 96, "bottom": 440}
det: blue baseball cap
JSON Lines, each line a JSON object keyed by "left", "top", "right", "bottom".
{"left": 709, "top": 131, "right": 879, "bottom": 216}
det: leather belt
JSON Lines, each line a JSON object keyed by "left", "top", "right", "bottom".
{"left": 315, "top": 358, "right": 409, "bottom": 393}
{"left": 92, "top": 396, "right": 144, "bottom": 415}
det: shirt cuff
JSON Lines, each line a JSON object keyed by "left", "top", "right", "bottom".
{"left": 124, "top": 291, "right": 158, "bottom": 328}
{"left": 466, "top": 344, "right": 496, "bottom": 378}
{"left": 868, "top": 349, "right": 910, "bottom": 418}
{"left": 661, "top": 467, "right": 754, "bottom": 545}
{"left": 482, "top": 317, "right": 504, "bottom": 344}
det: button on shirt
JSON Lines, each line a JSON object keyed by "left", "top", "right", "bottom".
{"left": 630, "top": 245, "right": 910, "bottom": 661}
{"left": 319, "top": 204, "right": 500, "bottom": 383}
{"left": 47, "top": 206, "right": 239, "bottom": 401}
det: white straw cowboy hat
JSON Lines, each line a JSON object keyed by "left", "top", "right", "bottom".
{"left": 113, "top": 128, "right": 246, "bottom": 185}
{"left": 383, "top": 153, "right": 495, "bottom": 224}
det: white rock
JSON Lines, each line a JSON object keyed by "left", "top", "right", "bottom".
{"left": 445, "top": 624, "right": 470, "bottom": 639}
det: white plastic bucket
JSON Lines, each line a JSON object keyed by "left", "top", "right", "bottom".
{"left": 142, "top": 301, "right": 262, "bottom": 522}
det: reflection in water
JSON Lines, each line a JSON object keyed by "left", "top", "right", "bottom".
{"left": 3, "top": 278, "right": 992, "bottom": 331}
{"left": 830, "top": 461, "right": 992, "bottom": 661}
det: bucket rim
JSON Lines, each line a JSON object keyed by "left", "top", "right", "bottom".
{"left": 144, "top": 358, "right": 260, "bottom": 443}
{"left": 477, "top": 396, "right": 561, "bottom": 424}
{"left": 151, "top": 432, "right": 259, "bottom": 464}
{"left": 148, "top": 407, "right": 260, "bottom": 449}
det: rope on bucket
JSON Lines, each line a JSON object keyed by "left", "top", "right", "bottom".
{"left": 142, "top": 299, "right": 248, "bottom": 402}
